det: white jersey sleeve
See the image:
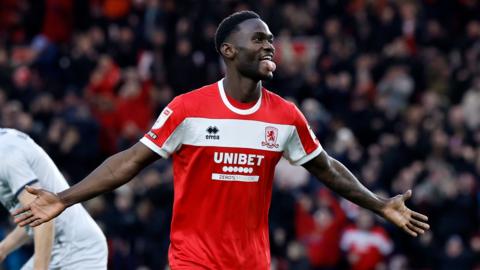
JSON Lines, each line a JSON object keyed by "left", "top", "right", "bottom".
{"left": 283, "top": 103, "right": 323, "bottom": 165}
{"left": 140, "top": 95, "right": 187, "bottom": 158}
{"left": 0, "top": 150, "right": 39, "bottom": 197}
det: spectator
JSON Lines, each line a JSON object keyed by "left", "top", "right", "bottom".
{"left": 301, "top": 188, "right": 347, "bottom": 269}
{"left": 436, "top": 235, "right": 475, "bottom": 270}
{"left": 1, "top": 1, "right": 480, "bottom": 269}
{"left": 341, "top": 209, "right": 393, "bottom": 270}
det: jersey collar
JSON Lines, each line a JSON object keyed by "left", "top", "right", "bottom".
{"left": 218, "top": 79, "right": 262, "bottom": 115}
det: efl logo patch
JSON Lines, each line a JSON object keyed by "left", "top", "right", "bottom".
{"left": 152, "top": 107, "right": 173, "bottom": 129}
{"left": 261, "top": 126, "right": 279, "bottom": 148}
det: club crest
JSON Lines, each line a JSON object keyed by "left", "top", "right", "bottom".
{"left": 261, "top": 126, "right": 279, "bottom": 148}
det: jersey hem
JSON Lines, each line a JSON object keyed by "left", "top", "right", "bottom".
{"left": 291, "top": 146, "right": 323, "bottom": 166}
{"left": 140, "top": 137, "right": 170, "bottom": 159}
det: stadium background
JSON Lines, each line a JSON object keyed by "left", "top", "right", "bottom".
{"left": 0, "top": 0, "right": 480, "bottom": 269}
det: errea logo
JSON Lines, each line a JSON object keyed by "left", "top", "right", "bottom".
{"left": 206, "top": 126, "right": 220, "bottom": 140}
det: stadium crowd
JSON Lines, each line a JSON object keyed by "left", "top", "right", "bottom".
{"left": 0, "top": 0, "right": 480, "bottom": 269}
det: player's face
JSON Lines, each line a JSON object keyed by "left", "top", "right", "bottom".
{"left": 231, "top": 19, "right": 276, "bottom": 81}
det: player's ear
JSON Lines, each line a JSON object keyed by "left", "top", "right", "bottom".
{"left": 220, "top": 42, "right": 236, "bottom": 59}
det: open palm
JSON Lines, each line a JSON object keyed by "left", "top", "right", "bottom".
{"left": 381, "top": 190, "right": 429, "bottom": 237}
{"left": 12, "top": 186, "right": 66, "bottom": 227}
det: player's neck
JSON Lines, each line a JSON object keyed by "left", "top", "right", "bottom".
{"left": 223, "top": 74, "right": 262, "bottom": 103}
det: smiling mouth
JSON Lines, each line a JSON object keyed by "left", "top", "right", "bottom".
{"left": 260, "top": 55, "right": 273, "bottom": 61}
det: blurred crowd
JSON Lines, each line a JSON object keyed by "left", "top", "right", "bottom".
{"left": 0, "top": 0, "right": 480, "bottom": 269}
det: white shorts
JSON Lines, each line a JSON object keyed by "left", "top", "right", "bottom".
{"left": 21, "top": 237, "right": 108, "bottom": 270}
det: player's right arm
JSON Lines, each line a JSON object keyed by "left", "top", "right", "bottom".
{"left": 14, "top": 142, "right": 159, "bottom": 227}
{"left": 14, "top": 97, "right": 186, "bottom": 227}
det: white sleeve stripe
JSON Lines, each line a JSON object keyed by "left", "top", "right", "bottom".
{"left": 140, "top": 119, "right": 186, "bottom": 158}
{"left": 161, "top": 121, "right": 186, "bottom": 154}
{"left": 180, "top": 118, "right": 291, "bottom": 152}
{"left": 283, "top": 127, "right": 323, "bottom": 165}
{"left": 291, "top": 145, "right": 323, "bottom": 166}
{"left": 140, "top": 137, "right": 169, "bottom": 159}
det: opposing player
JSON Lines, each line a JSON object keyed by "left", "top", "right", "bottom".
{"left": 13, "top": 11, "right": 429, "bottom": 269}
{"left": 0, "top": 128, "right": 107, "bottom": 269}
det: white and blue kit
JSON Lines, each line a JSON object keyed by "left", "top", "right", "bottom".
{"left": 0, "top": 128, "right": 108, "bottom": 270}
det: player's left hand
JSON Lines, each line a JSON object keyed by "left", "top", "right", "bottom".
{"left": 380, "top": 190, "right": 429, "bottom": 237}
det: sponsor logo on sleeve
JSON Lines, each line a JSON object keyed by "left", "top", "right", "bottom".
{"left": 147, "top": 131, "right": 158, "bottom": 139}
{"left": 152, "top": 107, "right": 173, "bottom": 129}
{"left": 261, "top": 126, "right": 279, "bottom": 148}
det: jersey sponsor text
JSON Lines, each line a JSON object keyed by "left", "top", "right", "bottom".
{"left": 213, "top": 151, "right": 265, "bottom": 166}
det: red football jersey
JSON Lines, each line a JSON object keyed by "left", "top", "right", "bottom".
{"left": 140, "top": 79, "right": 322, "bottom": 269}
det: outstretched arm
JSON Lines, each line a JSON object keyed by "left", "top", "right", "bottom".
{"left": 57, "top": 142, "right": 158, "bottom": 206}
{"left": 14, "top": 142, "right": 159, "bottom": 227}
{"left": 303, "top": 151, "right": 429, "bottom": 237}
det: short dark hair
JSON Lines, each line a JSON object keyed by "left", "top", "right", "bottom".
{"left": 214, "top": 10, "right": 260, "bottom": 53}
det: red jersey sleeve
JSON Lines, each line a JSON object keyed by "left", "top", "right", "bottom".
{"left": 140, "top": 96, "right": 186, "bottom": 158}
{"left": 283, "top": 103, "right": 323, "bottom": 165}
